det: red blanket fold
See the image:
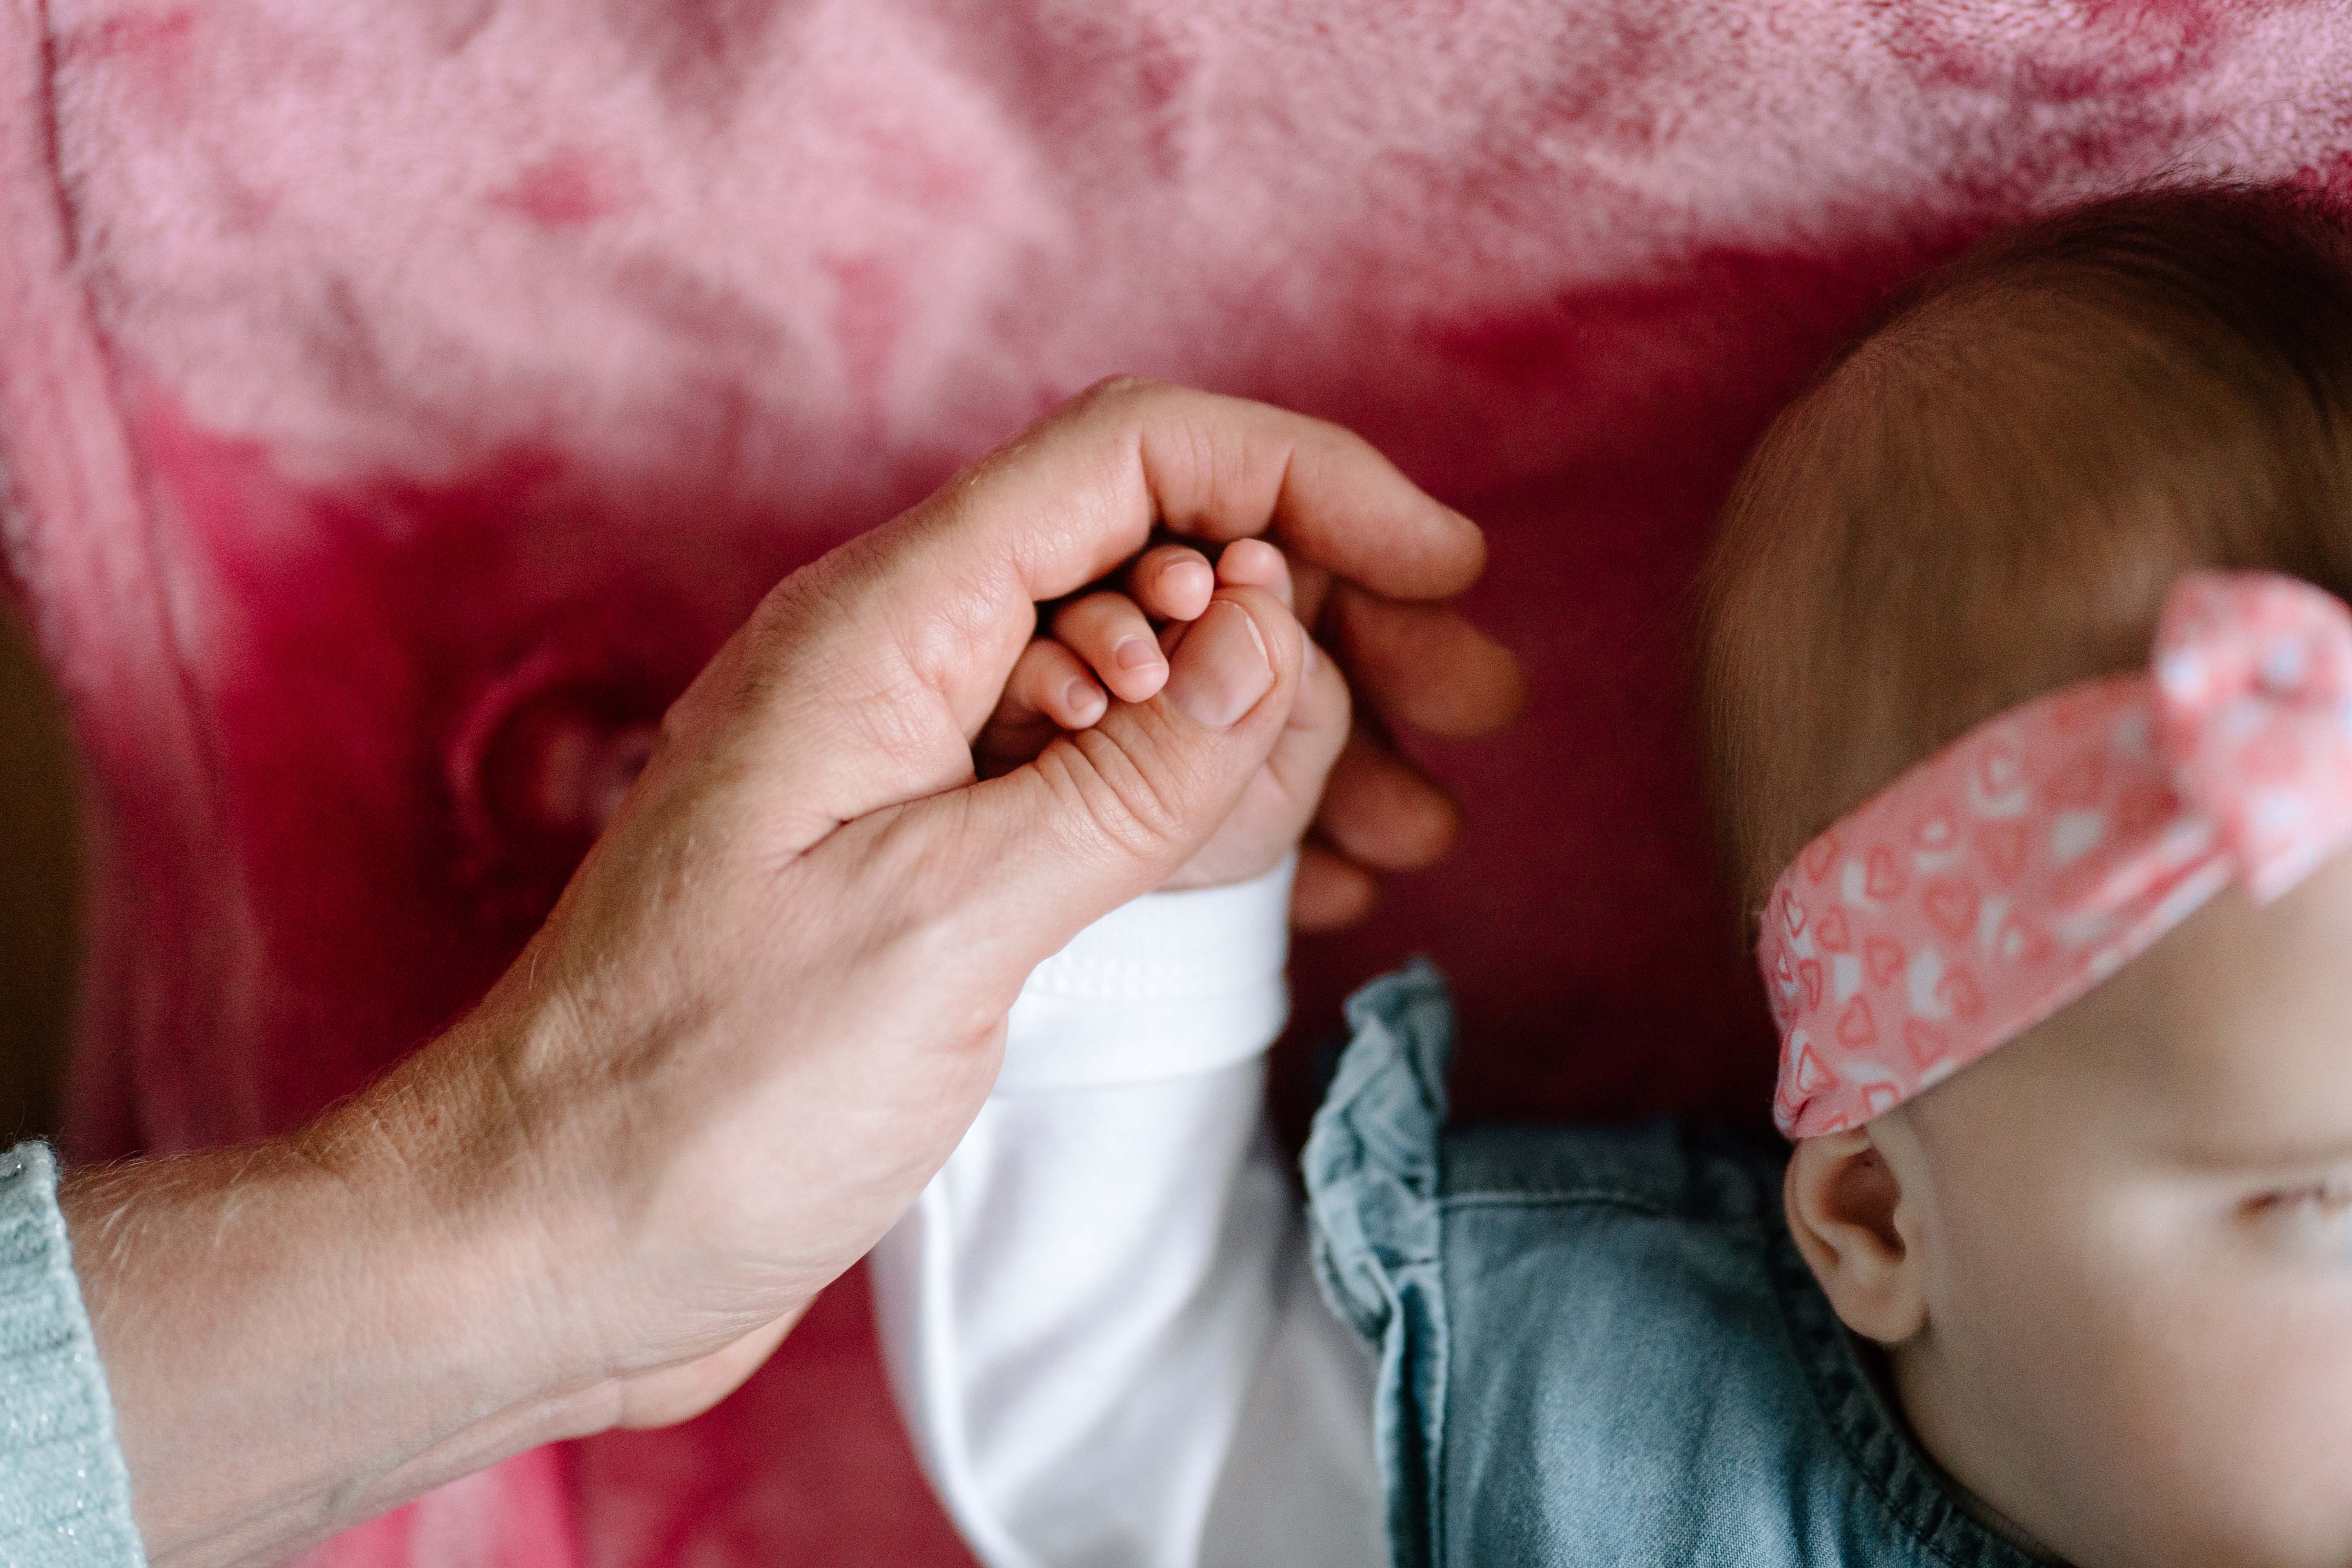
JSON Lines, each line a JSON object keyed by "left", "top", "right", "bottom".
{"left": 6, "top": 2, "right": 2350, "bottom": 1561}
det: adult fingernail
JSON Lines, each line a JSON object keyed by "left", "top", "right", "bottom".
{"left": 1114, "top": 635, "right": 1162, "bottom": 672}
{"left": 1165, "top": 601, "right": 1273, "bottom": 728}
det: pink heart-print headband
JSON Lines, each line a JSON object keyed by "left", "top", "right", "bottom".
{"left": 1765, "top": 570, "right": 2352, "bottom": 1138}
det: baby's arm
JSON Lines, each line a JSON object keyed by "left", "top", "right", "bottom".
{"left": 871, "top": 543, "right": 1385, "bottom": 1567}
{"left": 870, "top": 863, "right": 1382, "bottom": 1568}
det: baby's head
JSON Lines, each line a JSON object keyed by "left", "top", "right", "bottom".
{"left": 1705, "top": 188, "right": 2352, "bottom": 1568}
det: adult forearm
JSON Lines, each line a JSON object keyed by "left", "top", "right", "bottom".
{"left": 61, "top": 1033, "right": 611, "bottom": 1567}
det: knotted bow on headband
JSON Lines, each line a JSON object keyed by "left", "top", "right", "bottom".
{"left": 1765, "top": 571, "right": 2352, "bottom": 1138}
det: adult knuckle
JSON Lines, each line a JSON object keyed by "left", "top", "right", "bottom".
{"left": 1060, "top": 724, "right": 1189, "bottom": 857}
{"left": 1069, "top": 374, "right": 1164, "bottom": 425}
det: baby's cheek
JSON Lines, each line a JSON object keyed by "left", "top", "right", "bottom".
{"left": 2038, "top": 1219, "right": 2352, "bottom": 1562}
{"left": 2132, "top": 1272, "right": 2352, "bottom": 1559}
{"left": 1925, "top": 1151, "right": 2155, "bottom": 1428}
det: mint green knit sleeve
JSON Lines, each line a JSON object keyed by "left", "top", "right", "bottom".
{"left": 0, "top": 1143, "right": 143, "bottom": 1567}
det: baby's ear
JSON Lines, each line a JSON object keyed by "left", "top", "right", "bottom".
{"left": 1783, "top": 1124, "right": 1929, "bottom": 1345}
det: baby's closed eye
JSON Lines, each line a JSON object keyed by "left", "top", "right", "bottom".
{"left": 2239, "top": 1177, "right": 2352, "bottom": 1261}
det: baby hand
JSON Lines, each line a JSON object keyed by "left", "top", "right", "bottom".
{"left": 977, "top": 537, "right": 1350, "bottom": 891}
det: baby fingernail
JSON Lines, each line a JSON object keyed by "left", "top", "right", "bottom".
{"left": 1114, "top": 635, "right": 1161, "bottom": 671}
{"left": 1064, "top": 677, "right": 1105, "bottom": 722}
{"left": 1166, "top": 602, "right": 1273, "bottom": 728}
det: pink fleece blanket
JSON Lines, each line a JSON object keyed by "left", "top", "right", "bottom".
{"left": 5, "top": 2, "right": 2352, "bottom": 1561}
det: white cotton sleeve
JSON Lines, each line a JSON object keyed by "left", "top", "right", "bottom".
{"left": 869, "top": 856, "right": 1384, "bottom": 1568}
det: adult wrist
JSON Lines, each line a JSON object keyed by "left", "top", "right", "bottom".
{"left": 305, "top": 1000, "right": 647, "bottom": 1437}
{"left": 64, "top": 1014, "right": 617, "bottom": 1565}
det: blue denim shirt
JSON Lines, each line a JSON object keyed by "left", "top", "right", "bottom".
{"left": 1303, "top": 963, "right": 2040, "bottom": 1568}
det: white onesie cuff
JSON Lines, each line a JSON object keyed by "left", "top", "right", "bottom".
{"left": 998, "top": 853, "right": 1295, "bottom": 1093}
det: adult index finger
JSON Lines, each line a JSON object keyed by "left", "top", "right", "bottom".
{"left": 891, "top": 378, "right": 1484, "bottom": 622}
{"left": 653, "top": 381, "right": 1473, "bottom": 856}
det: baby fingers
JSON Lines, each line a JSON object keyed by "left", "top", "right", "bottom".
{"left": 1211, "top": 537, "right": 1295, "bottom": 610}
{"left": 1008, "top": 637, "right": 1110, "bottom": 730}
{"left": 976, "top": 639, "right": 1109, "bottom": 777}
{"left": 982, "top": 538, "right": 1294, "bottom": 779}
{"left": 1124, "top": 543, "right": 1217, "bottom": 622}
{"left": 1052, "top": 590, "right": 1174, "bottom": 703}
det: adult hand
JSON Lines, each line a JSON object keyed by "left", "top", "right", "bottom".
{"left": 974, "top": 432, "right": 1523, "bottom": 930}
{"left": 60, "top": 380, "right": 1508, "bottom": 1566}
{"left": 1287, "top": 556, "right": 1524, "bottom": 926}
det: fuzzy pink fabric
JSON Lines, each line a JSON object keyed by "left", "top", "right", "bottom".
{"left": 5, "top": 2, "right": 2352, "bottom": 1561}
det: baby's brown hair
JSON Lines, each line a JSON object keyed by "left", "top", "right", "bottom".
{"left": 1703, "top": 186, "right": 2352, "bottom": 920}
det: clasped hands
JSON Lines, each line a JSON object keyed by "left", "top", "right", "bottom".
{"left": 66, "top": 379, "right": 1521, "bottom": 1566}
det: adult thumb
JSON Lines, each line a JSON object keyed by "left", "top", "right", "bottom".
{"left": 902, "top": 584, "right": 1306, "bottom": 986}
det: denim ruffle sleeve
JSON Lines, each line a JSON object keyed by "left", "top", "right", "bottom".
{"left": 1301, "top": 960, "right": 1454, "bottom": 1568}
{"left": 1300, "top": 967, "right": 2052, "bottom": 1568}
{"left": 0, "top": 1143, "right": 143, "bottom": 1567}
